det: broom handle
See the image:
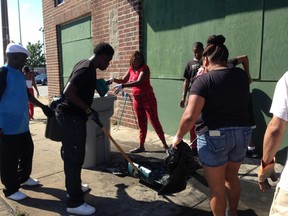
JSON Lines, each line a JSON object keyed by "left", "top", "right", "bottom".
{"left": 100, "top": 127, "right": 140, "bottom": 173}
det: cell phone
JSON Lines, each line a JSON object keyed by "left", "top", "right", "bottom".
{"left": 209, "top": 130, "right": 221, "bottom": 136}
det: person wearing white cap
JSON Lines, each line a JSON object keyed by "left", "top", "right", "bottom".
{"left": 5, "top": 43, "right": 31, "bottom": 56}
{"left": 0, "top": 43, "right": 54, "bottom": 201}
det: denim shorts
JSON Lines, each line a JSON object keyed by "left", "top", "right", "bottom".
{"left": 197, "top": 127, "right": 252, "bottom": 167}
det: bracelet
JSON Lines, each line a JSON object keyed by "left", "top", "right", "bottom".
{"left": 261, "top": 158, "right": 275, "bottom": 168}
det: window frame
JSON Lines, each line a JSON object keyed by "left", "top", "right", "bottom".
{"left": 55, "top": 0, "right": 64, "bottom": 7}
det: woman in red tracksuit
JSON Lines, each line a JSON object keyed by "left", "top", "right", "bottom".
{"left": 112, "top": 51, "right": 168, "bottom": 153}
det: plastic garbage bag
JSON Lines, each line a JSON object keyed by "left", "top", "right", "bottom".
{"left": 45, "top": 97, "right": 62, "bottom": 142}
{"left": 157, "top": 140, "right": 200, "bottom": 195}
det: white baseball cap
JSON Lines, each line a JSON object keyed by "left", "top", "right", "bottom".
{"left": 5, "top": 43, "right": 30, "bottom": 57}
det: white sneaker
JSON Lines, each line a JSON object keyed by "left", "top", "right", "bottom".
{"left": 67, "top": 183, "right": 91, "bottom": 198}
{"left": 22, "top": 177, "right": 40, "bottom": 186}
{"left": 7, "top": 191, "right": 27, "bottom": 201}
{"left": 67, "top": 203, "right": 96, "bottom": 215}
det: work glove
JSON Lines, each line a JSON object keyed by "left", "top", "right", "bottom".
{"left": 85, "top": 108, "right": 103, "bottom": 128}
{"left": 42, "top": 105, "right": 54, "bottom": 117}
{"left": 258, "top": 159, "right": 278, "bottom": 191}
{"left": 114, "top": 84, "right": 123, "bottom": 94}
{"left": 106, "top": 77, "right": 114, "bottom": 85}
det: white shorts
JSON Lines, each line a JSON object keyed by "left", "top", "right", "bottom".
{"left": 269, "top": 185, "right": 288, "bottom": 216}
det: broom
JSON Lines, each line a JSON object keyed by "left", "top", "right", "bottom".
{"left": 92, "top": 118, "right": 157, "bottom": 186}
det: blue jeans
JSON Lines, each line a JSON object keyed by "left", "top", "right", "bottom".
{"left": 56, "top": 112, "right": 87, "bottom": 208}
{"left": 197, "top": 127, "right": 252, "bottom": 167}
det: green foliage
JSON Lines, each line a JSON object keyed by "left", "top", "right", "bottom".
{"left": 26, "top": 41, "right": 46, "bottom": 70}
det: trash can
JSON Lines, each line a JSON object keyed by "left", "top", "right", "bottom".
{"left": 83, "top": 94, "right": 117, "bottom": 168}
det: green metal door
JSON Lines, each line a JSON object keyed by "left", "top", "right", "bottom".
{"left": 59, "top": 16, "right": 93, "bottom": 88}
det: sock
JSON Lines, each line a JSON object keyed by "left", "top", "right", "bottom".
{"left": 248, "top": 146, "right": 255, "bottom": 151}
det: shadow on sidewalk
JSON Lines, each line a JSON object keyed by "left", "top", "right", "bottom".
{"left": 18, "top": 184, "right": 214, "bottom": 216}
{"left": 14, "top": 186, "right": 66, "bottom": 215}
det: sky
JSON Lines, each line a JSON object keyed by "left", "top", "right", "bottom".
{"left": 7, "top": 0, "right": 44, "bottom": 47}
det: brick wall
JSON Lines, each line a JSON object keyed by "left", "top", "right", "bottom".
{"left": 42, "top": 0, "right": 142, "bottom": 129}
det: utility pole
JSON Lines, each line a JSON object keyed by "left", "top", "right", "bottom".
{"left": 17, "top": 0, "right": 22, "bottom": 44}
{"left": 39, "top": 27, "right": 45, "bottom": 57}
{"left": 39, "top": 27, "right": 45, "bottom": 72}
{"left": 1, "top": 0, "right": 9, "bottom": 64}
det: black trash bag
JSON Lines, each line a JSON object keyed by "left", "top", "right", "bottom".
{"left": 157, "top": 140, "right": 200, "bottom": 195}
{"left": 45, "top": 97, "right": 62, "bottom": 142}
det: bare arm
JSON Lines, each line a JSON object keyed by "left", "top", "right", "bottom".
{"left": 262, "top": 116, "right": 287, "bottom": 165}
{"left": 122, "top": 69, "right": 149, "bottom": 88}
{"left": 63, "top": 82, "right": 90, "bottom": 111}
{"left": 180, "top": 79, "right": 189, "bottom": 108}
{"left": 29, "top": 96, "right": 45, "bottom": 108}
{"left": 114, "top": 68, "right": 149, "bottom": 88}
{"left": 28, "top": 90, "right": 46, "bottom": 109}
{"left": 236, "top": 55, "right": 252, "bottom": 84}
{"left": 174, "top": 94, "right": 205, "bottom": 144}
{"left": 113, "top": 70, "right": 130, "bottom": 84}
{"left": 32, "top": 76, "right": 39, "bottom": 97}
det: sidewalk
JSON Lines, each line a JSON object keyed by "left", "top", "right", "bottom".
{"left": 0, "top": 96, "right": 280, "bottom": 216}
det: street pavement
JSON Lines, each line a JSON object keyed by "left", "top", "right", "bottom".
{"left": 0, "top": 96, "right": 281, "bottom": 216}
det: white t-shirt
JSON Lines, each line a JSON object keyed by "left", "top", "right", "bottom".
{"left": 26, "top": 80, "right": 32, "bottom": 88}
{"left": 270, "top": 71, "right": 288, "bottom": 191}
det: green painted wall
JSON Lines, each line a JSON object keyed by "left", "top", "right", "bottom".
{"left": 59, "top": 16, "right": 93, "bottom": 88}
{"left": 143, "top": 0, "right": 263, "bottom": 80}
{"left": 261, "top": 1, "right": 288, "bottom": 80}
{"left": 150, "top": 79, "right": 189, "bottom": 139}
{"left": 143, "top": 0, "right": 288, "bottom": 151}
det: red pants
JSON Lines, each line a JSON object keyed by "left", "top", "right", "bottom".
{"left": 28, "top": 88, "right": 34, "bottom": 119}
{"left": 133, "top": 91, "right": 165, "bottom": 145}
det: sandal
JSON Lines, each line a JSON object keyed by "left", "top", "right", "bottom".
{"left": 129, "top": 147, "right": 145, "bottom": 153}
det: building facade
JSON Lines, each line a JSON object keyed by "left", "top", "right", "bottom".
{"left": 43, "top": 0, "right": 288, "bottom": 155}
{"left": 43, "top": 0, "right": 141, "bottom": 129}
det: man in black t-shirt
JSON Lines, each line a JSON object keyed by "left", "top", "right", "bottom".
{"left": 56, "top": 43, "right": 114, "bottom": 215}
{"left": 180, "top": 42, "right": 203, "bottom": 155}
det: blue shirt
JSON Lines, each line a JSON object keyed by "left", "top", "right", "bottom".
{"left": 0, "top": 65, "right": 29, "bottom": 134}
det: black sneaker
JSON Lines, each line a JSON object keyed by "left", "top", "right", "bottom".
{"left": 246, "top": 149, "right": 260, "bottom": 159}
{"left": 129, "top": 146, "right": 145, "bottom": 153}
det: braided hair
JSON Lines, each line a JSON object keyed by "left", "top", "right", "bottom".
{"left": 203, "top": 35, "right": 229, "bottom": 63}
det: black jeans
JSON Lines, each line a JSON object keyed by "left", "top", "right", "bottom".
{"left": 56, "top": 112, "right": 87, "bottom": 208}
{"left": 0, "top": 131, "right": 34, "bottom": 197}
